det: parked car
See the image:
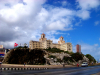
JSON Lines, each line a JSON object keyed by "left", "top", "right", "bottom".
{"left": 0, "top": 61, "right": 2, "bottom": 64}
{"left": 81, "top": 62, "right": 88, "bottom": 67}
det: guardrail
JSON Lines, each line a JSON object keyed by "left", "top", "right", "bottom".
{"left": 0, "top": 67, "right": 48, "bottom": 71}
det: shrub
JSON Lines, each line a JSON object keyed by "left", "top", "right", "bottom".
{"left": 45, "top": 48, "right": 64, "bottom": 53}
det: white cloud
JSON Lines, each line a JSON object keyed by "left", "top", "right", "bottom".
{"left": 76, "top": 0, "right": 100, "bottom": 20}
{"left": 76, "top": 0, "right": 100, "bottom": 10}
{"left": 95, "top": 21, "right": 99, "bottom": 26}
{"left": 76, "top": 10, "right": 90, "bottom": 20}
{"left": 46, "top": 20, "right": 70, "bottom": 31}
{"left": 0, "top": 0, "right": 100, "bottom": 49}
{"left": 94, "top": 44, "right": 99, "bottom": 47}
{"left": 73, "top": 42, "right": 99, "bottom": 53}
{"left": 0, "top": 0, "right": 46, "bottom": 48}
{"left": 80, "top": 44, "right": 94, "bottom": 51}
{"left": 1, "top": 41, "right": 16, "bottom": 49}
{"left": 79, "top": 43, "right": 99, "bottom": 52}
{"left": 34, "top": 7, "right": 75, "bottom": 31}
{"left": 0, "top": 0, "right": 45, "bottom": 23}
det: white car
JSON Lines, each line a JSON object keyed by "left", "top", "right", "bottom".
{"left": 81, "top": 62, "right": 88, "bottom": 67}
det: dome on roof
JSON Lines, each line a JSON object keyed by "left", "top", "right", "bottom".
{"left": 42, "top": 33, "right": 45, "bottom": 35}
{"left": 60, "top": 36, "right": 63, "bottom": 38}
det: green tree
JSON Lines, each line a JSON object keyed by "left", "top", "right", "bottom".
{"left": 71, "top": 53, "right": 83, "bottom": 62}
{"left": 63, "top": 56, "right": 73, "bottom": 62}
{"left": 5, "top": 47, "right": 46, "bottom": 65}
{"left": 85, "top": 54, "right": 96, "bottom": 63}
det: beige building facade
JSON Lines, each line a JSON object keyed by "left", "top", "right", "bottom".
{"left": 29, "top": 33, "right": 72, "bottom": 52}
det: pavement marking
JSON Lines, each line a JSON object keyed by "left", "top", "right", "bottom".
{"left": 32, "top": 66, "right": 100, "bottom": 75}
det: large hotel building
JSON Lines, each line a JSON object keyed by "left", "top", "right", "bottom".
{"left": 29, "top": 33, "right": 72, "bottom": 52}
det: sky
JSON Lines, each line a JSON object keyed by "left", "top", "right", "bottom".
{"left": 0, "top": 0, "right": 100, "bottom": 60}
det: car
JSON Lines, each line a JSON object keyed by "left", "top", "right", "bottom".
{"left": 81, "top": 62, "right": 88, "bottom": 67}
{"left": 0, "top": 61, "right": 2, "bottom": 64}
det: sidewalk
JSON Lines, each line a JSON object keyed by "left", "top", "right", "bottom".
{"left": 92, "top": 72, "right": 100, "bottom": 75}
{"left": 1, "top": 64, "right": 75, "bottom": 69}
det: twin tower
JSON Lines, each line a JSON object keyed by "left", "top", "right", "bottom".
{"left": 29, "top": 33, "right": 72, "bottom": 52}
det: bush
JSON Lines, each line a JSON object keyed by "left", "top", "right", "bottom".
{"left": 45, "top": 48, "right": 64, "bottom": 53}
{"left": 64, "top": 51, "right": 69, "bottom": 53}
{"left": 71, "top": 53, "right": 83, "bottom": 62}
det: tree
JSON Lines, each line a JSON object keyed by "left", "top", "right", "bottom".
{"left": 4, "top": 47, "right": 46, "bottom": 65}
{"left": 85, "top": 54, "right": 96, "bottom": 63}
{"left": 71, "top": 53, "right": 83, "bottom": 62}
{"left": 63, "top": 56, "right": 73, "bottom": 62}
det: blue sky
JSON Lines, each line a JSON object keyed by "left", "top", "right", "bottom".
{"left": 0, "top": 0, "right": 100, "bottom": 61}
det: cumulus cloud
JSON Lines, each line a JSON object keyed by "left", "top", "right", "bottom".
{"left": 0, "top": 0, "right": 100, "bottom": 49}
{"left": 76, "top": 0, "right": 100, "bottom": 20}
{"left": 73, "top": 43, "right": 98, "bottom": 52}
{"left": 76, "top": 10, "right": 90, "bottom": 20}
{"left": 43, "top": 8, "right": 75, "bottom": 31}
{"left": 80, "top": 43, "right": 99, "bottom": 51}
{"left": 0, "top": 0, "right": 75, "bottom": 48}
{"left": 0, "top": 0, "right": 46, "bottom": 22}
{"left": 76, "top": 0, "right": 100, "bottom": 10}
{"left": 0, "top": 0, "right": 46, "bottom": 48}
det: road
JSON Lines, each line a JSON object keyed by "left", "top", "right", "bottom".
{"left": 0, "top": 65, "right": 100, "bottom": 75}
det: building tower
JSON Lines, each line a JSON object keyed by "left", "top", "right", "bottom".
{"left": 39, "top": 33, "right": 47, "bottom": 42}
{"left": 58, "top": 36, "right": 65, "bottom": 44}
{"left": 76, "top": 44, "right": 81, "bottom": 53}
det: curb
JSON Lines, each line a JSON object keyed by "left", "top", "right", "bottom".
{"left": 0, "top": 68, "right": 48, "bottom": 71}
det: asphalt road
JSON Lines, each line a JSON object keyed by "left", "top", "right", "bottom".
{"left": 0, "top": 65, "right": 100, "bottom": 75}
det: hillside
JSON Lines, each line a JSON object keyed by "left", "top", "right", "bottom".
{"left": 3, "top": 46, "right": 96, "bottom": 65}
{"left": 3, "top": 46, "right": 46, "bottom": 65}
